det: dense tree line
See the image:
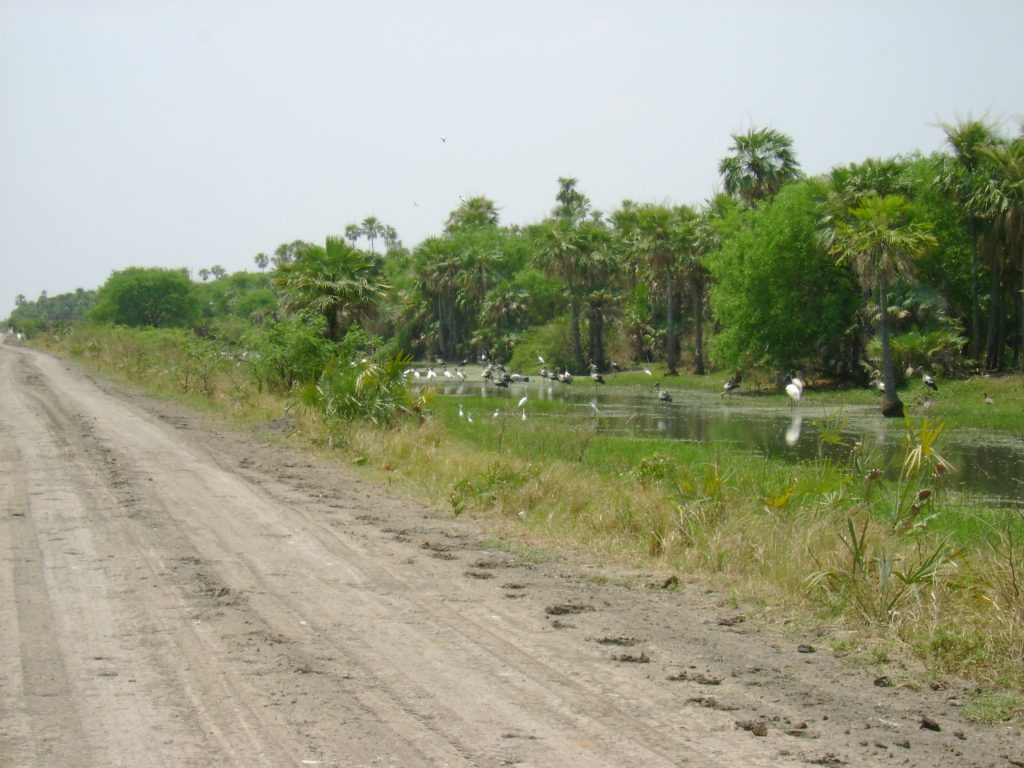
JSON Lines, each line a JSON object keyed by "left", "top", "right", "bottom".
{"left": 7, "top": 118, "right": 1022, "bottom": 415}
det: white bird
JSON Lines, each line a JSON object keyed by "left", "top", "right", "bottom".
{"left": 456, "top": 369, "right": 466, "bottom": 381}
{"left": 517, "top": 395, "right": 528, "bottom": 409}
{"left": 458, "top": 403, "right": 465, "bottom": 418}
{"left": 492, "top": 409, "right": 501, "bottom": 419}
{"left": 440, "top": 135, "right": 447, "bottom": 143}
{"left": 426, "top": 367, "right": 437, "bottom": 379}
{"left": 444, "top": 368, "right": 454, "bottom": 379}
{"left": 655, "top": 383, "right": 672, "bottom": 403}
{"left": 922, "top": 372, "right": 938, "bottom": 391}
{"left": 590, "top": 400, "right": 600, "bottom": 414}
{"left": 785, "top": 379, "right": 802, "bottom": 403}
{"left": 467, "top": 412, "right": 473, "bottom": 423}
{"left": 983, "top": 393, "right": 994, "bottom": 405}
{"left": 643, "top": 367, "right": 653, "bottom": 376}
{"left": 537, "top": 351, "right": 545, "bottom": 364}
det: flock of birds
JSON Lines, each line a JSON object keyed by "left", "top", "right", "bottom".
{"left": 405, "top": 350, "right": 1000, "bottom": 424}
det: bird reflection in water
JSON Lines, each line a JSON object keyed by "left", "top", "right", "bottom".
{"left": 785, "top": 413, "right": 803, "bottom": 446}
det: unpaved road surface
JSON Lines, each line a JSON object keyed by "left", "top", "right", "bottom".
{"left": 1, "top": 339, "right": 1021, "bottom": 767}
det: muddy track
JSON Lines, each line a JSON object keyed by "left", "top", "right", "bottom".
{"left": 1, "top": 340, "right": 1020, "bottom": 767}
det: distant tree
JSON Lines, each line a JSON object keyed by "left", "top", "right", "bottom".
{"left": 829, "top": 193, "right": 937, "bottom": 416}
{"left": 210, "top": 265, "right": 227, "bottom": 280}
{"left": 344, "top": 224, "right": 361, "bottom": 248}
{"left": 973, "top": 133, "right": 1024, "bottom": 369}
{"left": 445, "top": 196, "right": 500, "bottom": 233}
{"left": 615, "top": 203, "right": 697, "bottom": 374}
{"left": 272, "top": 240, "right": 317, "bottom": 269}
{"left": 254, "top": 252, "right": 270, "bottom": 272}
{"left": 707, "top": 180, "right": 859, "bottom": 375}
{"left": 935, "top": 118, "right": 1000, "bottom": 358}
{"left": 361, "top": 216, "right": 384, "bottom": 253}
{"left": 719, "top": 126, "right": 802, "bottom": 205}
{"left": 90, "top": 267, "right": 198, "bottom": 328}
{"left": 198, "top": 268, "right": 211, "bottom": 282}
{"left": 382, "top": 225, "right": 402, "bottom": 253}
{"left": 275, "top": 237, "right": 389, "bottom": 341}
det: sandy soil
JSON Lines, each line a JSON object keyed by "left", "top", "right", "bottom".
{"left": 1, "top": 338, "right": 1021, "bottom": 767}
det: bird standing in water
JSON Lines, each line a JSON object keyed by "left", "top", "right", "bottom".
{"left": 722, "top": 371, "right": 742, "bottom": 396}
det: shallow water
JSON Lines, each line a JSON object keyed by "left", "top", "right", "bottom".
{"left": 426, "top": 377, "right": 1024, "bottom": 506}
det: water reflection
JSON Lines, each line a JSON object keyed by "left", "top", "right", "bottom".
{"left": 423, "top": 379, "right": 1024, "bottom": 505}
{"left": 785, "top": 413, "right": 803, "bottom": 447}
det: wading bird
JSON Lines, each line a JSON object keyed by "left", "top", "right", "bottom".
{"left": 785, "top": 373, "right": 803, "bottom": 404}
{"left": 722, "top": 371, "right": 742, "bottom": 396}
{"left": 655, "top": 383, "right": 672, "bottom": 403}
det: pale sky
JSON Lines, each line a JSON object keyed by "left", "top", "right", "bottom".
{"left": 2, "top": 0, "right": 1022, "bottom": 320}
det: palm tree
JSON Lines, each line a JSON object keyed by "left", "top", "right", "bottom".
{"left": 276, "top": 236, "right": 389, "bottom": 341}
{"left": 719, "top": 126, "right": 802, "bottom": 206}
{"left": 829, "top": 194, "right": 937, "bottom": 416}
{"left": 360, "top": 216, "right": 384, "bottom": 253}
{"left": 530, "top": 220, "right": 589, "bottom": 370}
{"left": 344, "top": 224, "right": 362, "bottom": 248}
{"left": 411, "top": 237, "right": 461, "bottom": 358}
{"left": 974, "top": 134, "right": 1024, "bottom": 369}
{"left": 935, "top": 118, "right": 1000, "bottom": 359}
{"left": 616, "top": 204, "right": 696, "bottom": 375}
{"left": 445, "top": 196, "right": 500, "bottom": 233}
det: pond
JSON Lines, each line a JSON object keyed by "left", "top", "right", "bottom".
{"left": 424, "top": 376, "right": 1024, "bottom": 507}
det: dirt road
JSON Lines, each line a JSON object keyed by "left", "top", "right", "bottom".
{"left": 1, "top": 339, "right": 1019, "bottom": 767}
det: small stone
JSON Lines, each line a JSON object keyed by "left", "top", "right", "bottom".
{"left": 919, "top": 717, "right": 940, "bottom": 732}
{"left": 873, "top": 676, "right": 893, "bottom": 687}
{"left": 797, "top": 644, "right": 816, "bottom": 654}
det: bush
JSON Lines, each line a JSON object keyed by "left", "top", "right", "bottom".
{"left": 242, "top": 316, "right": 334, "bottom": 393}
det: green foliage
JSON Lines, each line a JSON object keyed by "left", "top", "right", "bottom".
{"left": 90, "top": 267, "right": 198, "bottom": 328}
{"left": 174, "top": 336, "right": 228, "bottom": 396}
{"left": 192, "top": 271, "right": 277, "bottom": 321}
{"left": 297, "top": 354, "right": 422, "bottom": 430}
{"left": 808, "top": 517, "right": 952, "bottom": 624}
{"left": 275, "top": 236, "right": 389, "bottom": 341}
{"left": 707, "top": 180, "right": 860, "bottom": 372}
{"left": 242, "top": 316, "right": 334, "bottom": 393}
{"left": 718, "top": 126, "right": 802, "bottom": 205}
{"left": 5, "top": 288, "right": 96, "bottom": 334}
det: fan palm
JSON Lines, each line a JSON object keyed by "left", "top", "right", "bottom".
{"left": 719, "top": 127, "right": 801, "bottom": 206}
{"left": 829, "top": 194, "right": 936, "bottom": 416}
{"left": 276, "top": 237, "right": 388, "bottom": 341}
